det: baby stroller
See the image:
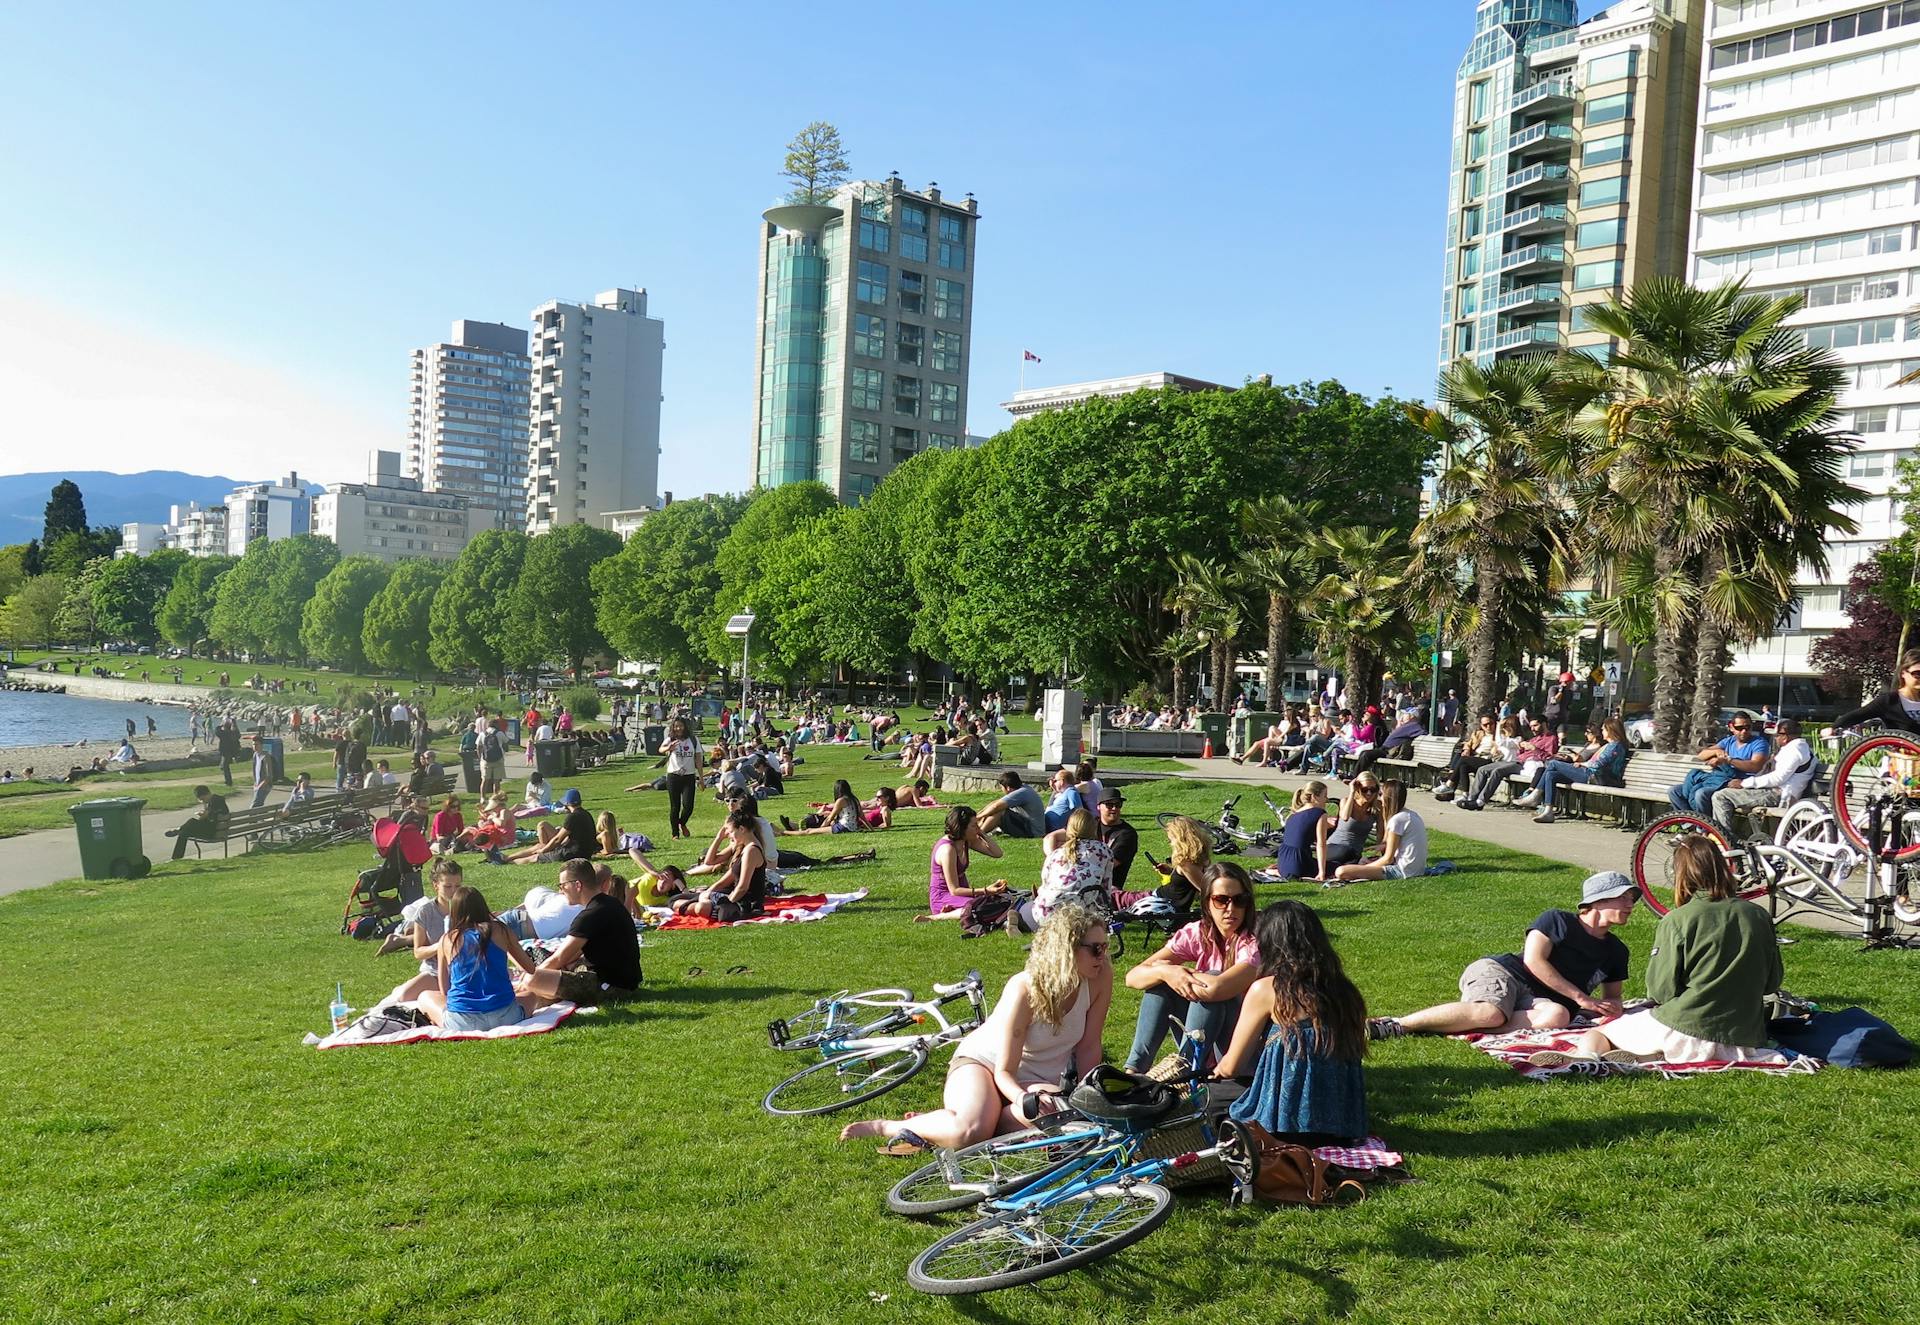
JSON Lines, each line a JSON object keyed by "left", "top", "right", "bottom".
{"left": 339, "top": 818, "right": 431, "bottom": 940}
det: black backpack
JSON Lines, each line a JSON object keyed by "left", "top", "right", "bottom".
{"left": 960, "top": 890, "right": 1021, "bottom": 939}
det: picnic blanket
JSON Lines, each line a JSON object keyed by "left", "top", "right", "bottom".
{"left": 304, "top": 1000, "right": 587, "bottom": 1049}
{"left": 1460, "top": 1017, "right": 1821, "bottom": 1080}
{"left": 655, "top": 888, "right": 869, "bottom": 930}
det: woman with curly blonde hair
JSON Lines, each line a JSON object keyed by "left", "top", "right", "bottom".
{"left": 1142, "top": 814, "right": 1213, "bottom": 912}
{"left": 838, "top": 904, "right": 1114, "bottom": 1155}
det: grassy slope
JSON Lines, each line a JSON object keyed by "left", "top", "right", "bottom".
{"left": 2, "top": 744, "right": 1917, "bottom": 1323}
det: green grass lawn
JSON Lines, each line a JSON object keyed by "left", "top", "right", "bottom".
{"left": 3, "top": 743, "right": 1917, "bottom": 1322}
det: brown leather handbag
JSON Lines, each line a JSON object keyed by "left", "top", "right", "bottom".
{"left": 1240, "top": 1122, "right": 1369, "bottom": 1206}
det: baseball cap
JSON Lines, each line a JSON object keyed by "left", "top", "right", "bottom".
{"left": 1098, "top": 788, "right": 1126, "bottom": 806}
{"left": 1580, "top": 871, "right": 1636, "bottom": 907}
{"left": 560, "top": 788, "right": 582, "bottom": 806}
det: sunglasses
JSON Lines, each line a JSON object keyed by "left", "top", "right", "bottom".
{"left": 1078, "top": 941, "right": 1111, "bottom": 958}
{"left": 1209, "top": 893, "right": 1250, "bottom": 907}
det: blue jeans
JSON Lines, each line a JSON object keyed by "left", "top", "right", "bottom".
{"left": 1124, "top": 984, "right": 1244, "bottom": 1073}
{"left": 1539, "top": 763, "right": 1595, "bottom": 808}
{"left": 1668, "top": 766, "right": 1736, "bottom": 816}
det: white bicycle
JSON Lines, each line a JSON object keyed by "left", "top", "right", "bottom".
{"left": 762, "top": 972, "right": 987, "bottom": 1116}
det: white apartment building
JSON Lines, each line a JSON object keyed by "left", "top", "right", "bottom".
{"left": 224, "top": 474, "right": 311, "bottom": 557}
{"left": 313, "top": 451, "right": 498, "bottom": 563}
{"left": 1690, "top": 0, "right": 1920, "bottom": 688}
{"left": 170, "top": 502, "right": 228, "bottom": 558}
{"left": 116, "top": 523, "right": 167, "bottom": 557}
{"left": 1000, "top": 372, "right": 1231, "bottom": 421}
{"left": 408, "top": 320, "right": 530, "bottom": 527}
{"left": 525, "top": 289, "right": 664, "bottom": 533}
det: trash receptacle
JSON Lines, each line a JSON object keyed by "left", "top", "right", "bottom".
{"left": 260, "top": 736, "right": 286, "bottom": 784}
{"left": 642, "top": 724, "right": 666, "bottom": 756}
{"left": 532, "top": 739, "right": 577, "bottom": 778}
{"left": 1197, "top": 713, "right": 1231, "bottom": 757}
{"left": 505, "top": 717, "right": 522, "bottom": 745}
{"left": 69, "top": 797, "right": 150, "bottom": 880}
{"left": 1235, "top": 711, "right": 1280, "bottom": 755}
{"left": 461, "top": 755, "right": 482, "bottom": 793}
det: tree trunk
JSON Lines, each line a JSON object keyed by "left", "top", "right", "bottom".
{"left": 1687, "top": 585, "right": 1732, "bottom": 750}
{"left": 1266, "top": 598, "right": 1291, "bottom": 711}
{"left": 1212, "top": 637, "right": 1231, "bottom": 709}
{"left": 1171, "top": 657, "right": 1187, "bottom": 710}
{"left": 1649, "top": 545, "right": 1691, "bottom": 752}
{"left": 1467, "top": 563, "right": 1503, "bottom": 729}
{"left": 1344, "top": 642, "right": 1365, "bottom": 710}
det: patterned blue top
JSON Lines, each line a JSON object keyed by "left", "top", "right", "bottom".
{"left": 1228, "top": 1020, "right": 1367, "bottom": 1141}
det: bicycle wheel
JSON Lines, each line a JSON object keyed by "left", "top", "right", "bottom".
{"left": 1830, "top": 734, "right": 1920, "bottom": 862}
{"left": 907, "top": 1180, "right": 1175, "bottom": 1295}
{"left": 888, "top": 1117, "right": 1108, "bottom": 1217}
{"left": 763, "top": 1043, "right": 929, "bottom": 1117}
{"left": 1631, "top": 814, "right": 1738, "bottom": 916}
{"left": 1771, "top": 802, "right": 1853, "bottom": 901}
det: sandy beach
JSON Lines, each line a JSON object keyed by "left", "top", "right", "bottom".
{"left": 0, "top": 736, "right": 208, "bottom": 779}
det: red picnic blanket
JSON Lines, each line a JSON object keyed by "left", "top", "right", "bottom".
{"left": 656, "top": 889, "right": 868, "bottom": 930}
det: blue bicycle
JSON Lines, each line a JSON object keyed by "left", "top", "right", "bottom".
{"left": 902, "top": 1055, "right": 1258, "bottom": 1295}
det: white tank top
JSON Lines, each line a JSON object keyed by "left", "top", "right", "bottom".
{"left": 957, "top": 979, "right": 1091, "bottom": 1089}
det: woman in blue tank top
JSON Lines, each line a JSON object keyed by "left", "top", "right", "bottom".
{"left": 419, "top": 884, "right": 538, "bottom": 1032}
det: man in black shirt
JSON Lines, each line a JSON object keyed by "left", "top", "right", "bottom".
{"left": 539, "top": 788, "right": 596, "bottom": 863}
{"left": 1096, "top": 789, "right": 1139, "bottom": 891}
{"left": 166, "top": 786, "right": 231, "bottom": 860}
{"left": 521, "top": 859, "right": 642, "bottom": 1005}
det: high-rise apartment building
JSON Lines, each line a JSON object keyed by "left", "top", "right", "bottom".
{"left": 170, "top": 502, "right": 227, "bottom": 558}
{"left": 751, "top": 175, "right": 978, "bottom": 502}
{"left": 407, "top": 320, "right": 531, "bottom": 528}
{"left": 525, "top": 289, "right": 664, "bottom": 533}
{"left": 224, "top": 475, "right": 311, "bottom": 557}
{"left": 1694, "top": 0, "right": 1920, "bottom": 688}
{"left": 314, "top": 450, "right": 498, "bottom": 563}
{"left": 1439, "top": 1, "right": 1707, "bottom": 370}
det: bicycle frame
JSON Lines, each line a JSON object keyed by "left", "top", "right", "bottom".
{"left": 787, "top": 979, "right": 985, "bottom": 1058}
{"left": 1754, "top": 792, "right": 1920, "bottom": 948}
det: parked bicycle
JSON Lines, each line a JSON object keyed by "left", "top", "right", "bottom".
{"left": 763, "top": 973, "right": 987, "bottom": 1116}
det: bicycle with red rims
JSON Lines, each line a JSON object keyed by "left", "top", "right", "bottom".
{"left": 1628, "top": 813, "right": 1767, "bottom": 916}
{"left": 1826, "top": 730, "right": 1920, "bottom": 863}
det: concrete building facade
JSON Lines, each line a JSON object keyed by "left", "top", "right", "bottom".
{"left": 313, "top": 451, "right": 498, "bottom": 563}
{"left": 1694, "top": 0, "right": 1920, "bottom": 693}
{"left": 224, "top": 475, "right": 311, "bottom": 557}
{"left": 751, "top": 176, "right": 979, "bottom": 502}
{"left": 170, "top": 502, "right": 228, "bottom": 558}
{"left": 1000, "top": 371, "right": 1232, "bottom": 421}
{"left": 407, "top": 320, "right": 531, "bottom": 528}
{"left": 525, "top": 289, "right": 664, "bottom": 534}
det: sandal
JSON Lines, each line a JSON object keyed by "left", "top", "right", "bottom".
{"left": 685, "top": 965, "right": 706, "bottom": 978}
{"left": 725, "top": 964, "right": 753, "bottom": 975}
{"left": 877, "top": 1128, "right": 933, "bottom": 1158}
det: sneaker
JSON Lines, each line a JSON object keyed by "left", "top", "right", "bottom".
{"left": 780, "top": 815, "right": 796, "bottom": 832}
{"left": 1525, "top": 1050, "right": 1587, "bottom": 1068}
{"left": 1513, "top": 790, "right": 1541, "bottom": 809}
{"left": 1458, "top": 799, "right": 1481, "bottom": 812}
{"left": 1367, "top": 1017, "right": 1406, "bottom": 1042}
{"left": 1532, "top": 808, "right": 1557, "bottom": 824}
{"left": 1432, "top": 785, "right": 1455, "bottom": 802}
{"left": 1598, "top": 1049, "right": 1642, "bottom": 1068}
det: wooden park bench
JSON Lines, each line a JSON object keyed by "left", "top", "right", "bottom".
{"left": 183, "top": 781, "right": 398, "bottom": 858}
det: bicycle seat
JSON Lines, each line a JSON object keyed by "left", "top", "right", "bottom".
{"left": 1067, "top": 1065, "right": 1179, "bottom": 1126}
{"left": 933, "top": 971, "right": 982, "bottom": 997}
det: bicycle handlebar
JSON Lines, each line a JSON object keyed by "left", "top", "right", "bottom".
{"left": 932, "top": 970, "right": 983, "bottom": 999}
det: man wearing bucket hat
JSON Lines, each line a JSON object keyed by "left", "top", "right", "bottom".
{"left": 1366, "top": 871, "right": 1638, "bottom": 1040}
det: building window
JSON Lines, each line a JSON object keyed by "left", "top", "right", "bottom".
{"left": 1460, "top": 246, "right": 1481, "bottom": 278}
{"left": 1583, "top": 134, "right": 1627, "bottom": 167}
{"left": 1456, "top": 324, "right": 1475, "bottom": 355}
{"left": 846, "top": 474, "right": 877, "bottom": 501}
{"left": 896, "top": 322, "right": 925, "bottom": 365}
{"left": 1585, "top": 49, "right": 1637, "bottom": 84}
{"left": 892, "top": 426, "right": 919, "bottom": 456}
{"left": 856, "top": 260, "right": 889, "bottom": 306}
{"left": 1800, "top": 317, "right": 1901, "bottom": 351}
{"left": 1579, "top": 176, "right": 1625, "bottom": 208}
{"left": 853, "top": 313, "right": 886, "bottom": 359}
{"left": 900, "top": 203, "right": 928, "bottom": 234}
{"left": 928, "top": 432, "right": 961, "bottom": 450}
{"left": 859, "top": 219, "right": 890, "bottom": 252}
{"left": 938, "top": 240, "right": 966, "bottom": 270}
{"left": 1457, "top": 285, "right": 1479, "bottom": 317}
{"left": 1854, "top": 406, "right": 1893, "bottom": 434}
{"left": 934, "top": 279, "right": 964, "bottom": 321}
{"left": 899, "top": 270, "right": 925, "bottom": 314}
{"left": 1849, "top": 451, "right": 1890, "bottom": 479}
{"left": 1586, "top": 92, "right": 1631, "bottom": 126}
{"left": 851, "top": 367, "right": 884, "bottom": 411}
{"left": 1577, "top": 217, "right": 1626, "bottom": 249}
{"left": 899, "top": 233, "right": 928, "bottom": 262}
{"left": 938, "top": 214, "right": 964, "bottom": 242}
{"left": 1467, "top": 126, "right": 1488, "bottom": 161}
{"left": 929, "top": 381, "right": 960, "bottom": 423}
{"left": 1574, "top": 260, "right": 1622, "bottom": 290}
{"left": 1464, "top": 167, "right": 1484, "bottom": 200}
{"left": 849, "top": 418, "right": 881, "bottom": 464}
{"left": 1462, "top": 206, "right": 1483, "bottom": 240}
{"left": 931, "top": 329, "right": 963, "bottom": 372}
{"left": 893, "top": 375, "right": 921, "bottom": 416}
{"left": 1469, "top": 80, "right": 1489, "bottom": 120}
{"left": 1571, "top": 303, "right": 1603, "bottom": 333}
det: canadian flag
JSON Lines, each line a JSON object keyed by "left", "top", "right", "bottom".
{"left": 1022, "top": 349, "right": 1042, "bottom": 363}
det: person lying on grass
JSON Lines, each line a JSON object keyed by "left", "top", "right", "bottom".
{"left": 670, "top": 806, "right": 771, "bottom": 923}
{"left": 891, "top": 778, "right": 937, "bottom": 809}
{"left": 417, "top": 882, "right": 539, "bottom": 1032}
{"left": 1569, "top": 837, "right": 1782, "bottom": 1067}
{"left": 690, "top": 792, "right": 874, "bottom": 880}
{"left": 1366, "top": 871, "right": 1638, "bottom": 1041}
{"left": 1121, "top": 863, "right": 1260, "bottom": 1074}
{"left": 859, "top": 786, "right": 899, "bottom": 830}
{"left": 1330, "top": 779, "right": 1427, "bottom": 885}
{"left": 1211, "top": 899, "right": 1369, "bottom": 1145}
{"left": 839, "top": 904, "right": 1113, "bottom": 1155}
{"left": 916, "top": 805, "right": 1007, "bottom": 922}
{"left": 516, "top": 858, "right": 642, "bottom": 1006}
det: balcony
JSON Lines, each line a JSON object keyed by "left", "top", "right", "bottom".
{"left": 1500, "top": 243, "right": 1567, "bottom": 275}
{"left": 1500, "top": 203, "right": 1569, "bottom": 237}
{"left": 1505, "top": 162, "right": 1571, "bottom": 198}
{"left": 1509, "top": 122, "right": 1575, "bottom": 157}
{"left": 1496, "top": 284, "right": 1564, "bottom": 314}
{"left": 1492, "top": 323, "right": 1564, "bottom": 354}
{"left": 1511, "top": 76, "right": 1574, "bottom": 115}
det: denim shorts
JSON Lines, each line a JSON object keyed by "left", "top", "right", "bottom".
{"left": 442, "top": 1001, "right": 527, "bottom": 1032}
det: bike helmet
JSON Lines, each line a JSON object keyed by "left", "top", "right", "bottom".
{"left": 1066, "top": 1064, "right": 1179, "bottom": 1126}
{"left": 1125, "top": 895, "right": 1178, "bottom": 920}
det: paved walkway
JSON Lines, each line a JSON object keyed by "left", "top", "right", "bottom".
{"left": 0, "top": 801, "right": 242, "bottom": 899}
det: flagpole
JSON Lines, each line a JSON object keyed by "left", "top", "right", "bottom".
{"left": 1019, "top": 351, "right": 1025, "bottom": 393}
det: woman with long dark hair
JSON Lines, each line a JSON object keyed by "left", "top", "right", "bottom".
{"left": 1214, "top": 900, "right": 1369, "bottom": 1144}
{"left": 917, "top": 804, "right": 1007, "bottom": 922}
{"left": 656, "top": 717, "right": 701, "bottom": 839}
{"left": 417, "top": 883, "right": 538, "bottom": 1031}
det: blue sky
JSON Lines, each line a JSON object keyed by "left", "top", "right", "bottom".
{"left": 0, "top": 1, "right": 1487, "bottom": 498}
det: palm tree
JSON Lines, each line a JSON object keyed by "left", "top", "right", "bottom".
{"left": 1155, "top": 626, "right": 1208, "bottom": 711}
{"left": 1166, "top": 554, "right": 1243, "bottom": 707}
{"left": 1550, "top": 278, "right": 1863, "bottom": 751}
{"left": 1408, "top": 356, "right": 1573, "bottom": 729}
{"left": 1240, "top": 496, "right": 1323, "bottom": 710}
{"left": 1306, "top": 525, "right": 1411, "bottom": 710}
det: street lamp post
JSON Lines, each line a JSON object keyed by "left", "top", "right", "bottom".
{"left": 725, "top": 611, "right": 756, "bottom": 717}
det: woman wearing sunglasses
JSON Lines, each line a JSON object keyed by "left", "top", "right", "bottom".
{"left": 1121, "top": 862, "right": 1260, "bottom": 1074}
{"left": 1826, "top": 649, "right": 1920, "bottom": 738}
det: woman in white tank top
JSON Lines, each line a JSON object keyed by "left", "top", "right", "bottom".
{"left": 838, "top": 904, "right": 1113, "bottom": 1155}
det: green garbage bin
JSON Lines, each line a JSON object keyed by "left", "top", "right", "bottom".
{"left": 1235, "top": 710, "right": 1281, "bottom": 754}
{"left": 1197, "top": 713, "right": 1231, "bottom": 757}
{"left": 69, "top": 797, "right": 150, "bottom": 880}
{"left": 532, "top": 739, "right": 577, "bottom": 778}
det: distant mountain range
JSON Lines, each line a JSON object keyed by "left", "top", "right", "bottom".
{"left": 0, "top": 471, "right": 323, "bottom": 539}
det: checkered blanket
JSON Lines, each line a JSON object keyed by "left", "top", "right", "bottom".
{"left": 1460, "top": 1020, "right": 1822, "bottom": 1080}
{"left": 1313, "top": 1135, "right": 1405, "bottom": 1170}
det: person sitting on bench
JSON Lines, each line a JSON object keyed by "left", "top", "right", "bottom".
{"left": 167, "top": 785, "right": 231, "bottom": 860}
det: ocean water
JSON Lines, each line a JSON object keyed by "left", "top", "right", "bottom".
{"left": 0, "top": 688, "right": 192, "bottom": 750}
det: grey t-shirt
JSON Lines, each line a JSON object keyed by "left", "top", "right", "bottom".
{"left": 1001, "top": 786, "right": 1047, "bottom": 836}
